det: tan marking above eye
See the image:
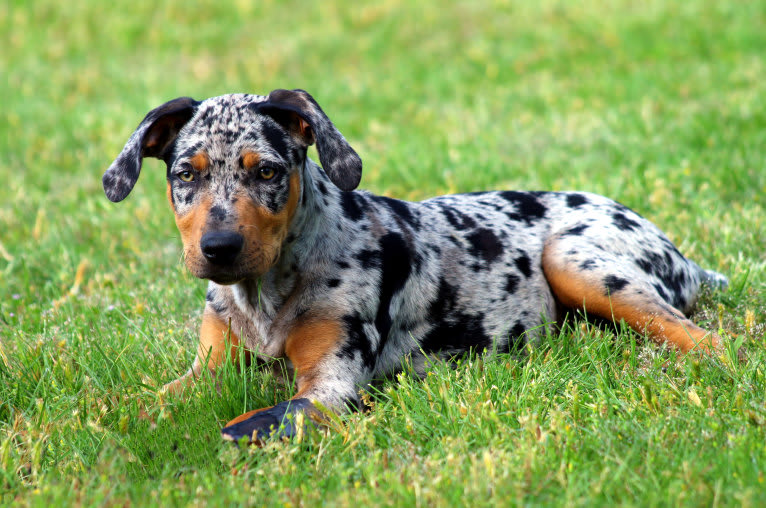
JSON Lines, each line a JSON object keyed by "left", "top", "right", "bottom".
{"left": 189, "top": 152, "right": 210, "bottom": 172}
{"left": 241, "top": 151, "right": 261, "bottom": 169}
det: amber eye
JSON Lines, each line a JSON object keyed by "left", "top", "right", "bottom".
{"left": 259, "top": 167, "right": 276, "bottom": 180}
{"left": 178, "top": 170, "right": 195, "bottom": 182}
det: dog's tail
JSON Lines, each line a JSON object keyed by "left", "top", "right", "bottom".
{"left": 698, "top": 265, "right": 729, "bottom": 290}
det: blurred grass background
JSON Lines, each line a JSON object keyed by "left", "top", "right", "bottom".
{"left": 1, "top": 0, "right": 765, "bottom": 505}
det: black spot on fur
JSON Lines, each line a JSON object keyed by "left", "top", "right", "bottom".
{"left": 604, "top": 275, "right": 629, "bottom": 294}
{"left": 499, "top": 191, "right": 547, "bottom": 225}
{"left": 562, "top": 224, "right": 589, "bottom": 236}
{"left": 336, "top": 260, "right": 351, "bottom": 269}
{"left": 420, "top": 278, "right": 491, "bottom": 354}
{"left": 635, "top": 248, "right": 690, "bottom": 308}
{"left": 579, "top": 259, "right": 596, "bottom": 270}
{"left": 339, "top": 314, "right": 376, "bottom": 370}
{"left": 209, "top": 205, "right": 227, "bottom": 223}
{"left": 199, "top": 108, "right": 215, "bottom": 127}
{"left": 317, "top": 180, "right": 328, "bottom": 195}
{"left": 653, "top": 283, "right": 670, "bottom": 302}
{"left": 375, "top": 196, "right": 419, "bottom": 230}
{"left": 205, "top": 288, "right": 226, "bottom": 314}
{"left": 466, "top": 228, "right": 503, "bottom": 264}
{"left": 177, "top": 143, "right": 204, "bottom": 162}
{"left": 635, "top": 256, "right": 654, "bottom": 275}
{"left": 509, "top": 322, "right": 527, "bottom": 339}
{"left": 566, "top": 193, "right": 589, "bottom": 208}
{"left": 515, "top": 254, "right": 532, "bottom": 278}
{"left": 505, "top": 273, "right": 520, "bottom": 294}
{"left": 355, "top": 248, "right": 380, "bottom": 270}
{"left": 327, "top": 278, "right": 341, "bottom": 288}
{"left": 260, "top": 121, "right": 289, "bottom": 158}
{"left": 374, "top": 232, "right": 413, "bottom": 346}
{"left": 340, "top": 192, "right": 364, "bottom": 221}
{"left": 256, "top": 174, "right": 289, "bottom": 214}
{"left": 442, "top": 206, "right": 477, "bottom": 231}
{"left": 611, "top": 212, "right": 640, "bottom": 231}
{"left": 667, "top": 271, "right": 689, "bottom": 309}
{"left": 498, "top": 322, "right": 528, "bottom": 353}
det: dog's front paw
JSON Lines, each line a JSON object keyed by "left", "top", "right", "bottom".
{"left": 221, "top": 398, "right": 319, "bottom": 445}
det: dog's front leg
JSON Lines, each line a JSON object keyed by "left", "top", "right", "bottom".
{"left": 161, "top": 307, "right": 246, "bottom": 396}
{"left": 220, "top": 315, "right": 359, "bottom": 444}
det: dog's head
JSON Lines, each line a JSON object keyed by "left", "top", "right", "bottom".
{"left": 103, "top": 89, "right": 362, "bottom": 284}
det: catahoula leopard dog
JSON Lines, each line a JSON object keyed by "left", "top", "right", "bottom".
{"left": 103, "top": 89, "right": 727, "bottom": 444}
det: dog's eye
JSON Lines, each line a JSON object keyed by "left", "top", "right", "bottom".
{"left": 259, "top": 167, "right": 276, "bottom": 180}
{"left": 178, "top": 170, "right": 195, "bottom": 182}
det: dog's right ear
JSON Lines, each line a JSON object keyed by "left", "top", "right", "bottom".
{"left": 257, "top": 89, "right": 363, "bottom": 191}
{"left": 103, "top": 97, "right": 199, "bottom": 202}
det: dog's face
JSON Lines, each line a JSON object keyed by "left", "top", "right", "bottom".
{"left": 103, "top": 90, "right": 362, "bottom": 284}
{"left": 165, "top": 94, "right": 307, "bottom": 284}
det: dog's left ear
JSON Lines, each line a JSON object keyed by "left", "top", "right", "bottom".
{"left": 103, "top": 97, "right": 199, "bottom": 202}
{"left": 257, "top": 89, "right": 363, "bottom": 191}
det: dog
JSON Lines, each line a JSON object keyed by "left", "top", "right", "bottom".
{"left": 103, "top": 89, "right": 727, "bottom": 444}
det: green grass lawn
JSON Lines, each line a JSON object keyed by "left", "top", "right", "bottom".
{"left": 2, "top": 0, "right": 765, "bottom": 505}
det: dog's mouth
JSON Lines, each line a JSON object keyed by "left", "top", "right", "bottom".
{"left": 186, "top": 258, "right": 271, "bottom": 285}
{"left": 190, "top": 264, "right": 250, "bottom": 285}
{"left": 207, "top": 273, "right": 245, "bottom": 285}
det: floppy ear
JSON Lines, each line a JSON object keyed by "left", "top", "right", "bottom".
{"left": 103, "top": 97, "right": 199, "bottom": 202}
{"left": 257, "top": 89, "right": 363, "bottom": 191}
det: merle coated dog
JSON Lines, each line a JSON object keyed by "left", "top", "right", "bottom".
{"left": 103, "top": 89, "right": 726, "bottom": 443}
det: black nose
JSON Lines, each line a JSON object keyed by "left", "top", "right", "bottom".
{"left": 200, "top": 232, "right": 244, "bottom": 266}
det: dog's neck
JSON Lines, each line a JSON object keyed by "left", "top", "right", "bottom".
{"left": 232, "top": 158, "right": 346, "bottom": 318}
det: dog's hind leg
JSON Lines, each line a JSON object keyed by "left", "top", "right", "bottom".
{"left": 541, "top": 235, "right": 722, "bottom": 354}
{"left": 161, "top": 308, "right": 248, "bottom": 396}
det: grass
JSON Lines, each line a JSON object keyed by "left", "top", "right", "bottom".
{"left": 1, "top": 0, "right": 765, "bottom": 505}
